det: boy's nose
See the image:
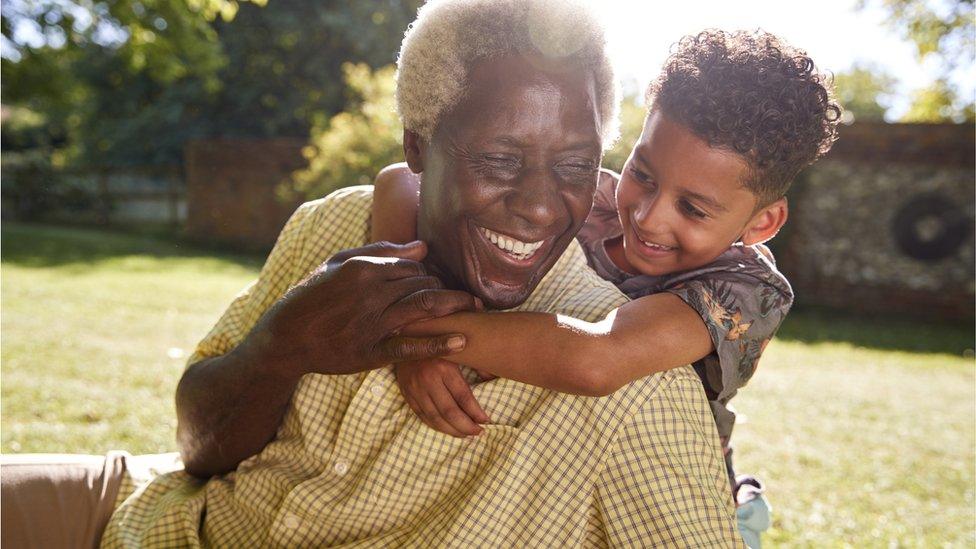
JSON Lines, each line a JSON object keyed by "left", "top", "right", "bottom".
{"left": 634, "top": 193, "right": 671, "bottom": 234}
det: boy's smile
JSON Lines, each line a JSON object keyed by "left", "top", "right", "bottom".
{"left": 607, "top": 109, "right": 767, "bottom": 277}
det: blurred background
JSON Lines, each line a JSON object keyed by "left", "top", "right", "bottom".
{"left": 1, "top": 0, "right": 973, "bottom": 546}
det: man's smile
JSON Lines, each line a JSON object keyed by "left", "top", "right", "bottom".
{"left": 465, "top": 219, "right": 560, "bottom": 289}
{"left": 479, "top": 226, "right": 546, "bottom": 261}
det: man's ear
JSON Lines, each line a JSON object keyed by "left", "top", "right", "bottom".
{"left": 403, "top": 129, "right": 426, "bottom": 174}
{"left": 741, "top": 197, "right": 788, "bottom": 245}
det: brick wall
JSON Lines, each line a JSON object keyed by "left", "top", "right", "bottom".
{"left": 184, "top": 138, "right": 307, "bottom": 251}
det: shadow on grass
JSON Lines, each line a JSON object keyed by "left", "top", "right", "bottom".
{"left": 779, "top": 306, "right": 974, "bottom": 357}
{"left": 1, "top": 222, "right": 264, "bottom": 270}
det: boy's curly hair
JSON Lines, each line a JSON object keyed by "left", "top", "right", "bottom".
{"left": 647, "top": 29, "right": 842, "bottom": 206}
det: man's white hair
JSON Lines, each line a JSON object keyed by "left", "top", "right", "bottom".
{"left": 396, "top": 0, "right": 620, "bottom": 148}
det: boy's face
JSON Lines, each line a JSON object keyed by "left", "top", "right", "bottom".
{"left": 614, "top": 109, "right": 761, "bottom": 276}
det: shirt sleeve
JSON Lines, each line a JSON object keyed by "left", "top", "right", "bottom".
{"left": 665, "top": 269, "right": 792, "bottom": 405}
{"left": 593, "top": 370, "right": 745, "bottom": 547}
{"left": 593, "top": 168, "right": 619, "bottom": 219}
{"left": 577, "top": 169, "right": 622, "bottom": 251}
{"left": 185, "top": 201, "right": 316, "bottom": 367}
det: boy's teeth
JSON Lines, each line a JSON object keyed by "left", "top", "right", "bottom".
{"left": 481, "top": 227, "right": 544, "bottom": 259}
{"left": 639, "top": 236, "right": 674, "bottom": 250}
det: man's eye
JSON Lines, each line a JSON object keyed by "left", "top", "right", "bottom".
{"left": 679, "top": 200, "right": 708, "bottom": 219}
{"left": 482, "top": 154, "right": 519, "bottom": 167}
{"left": 555, "top": 159, "right": 598, "bottom": 182}
{"left": 475, "top": 155, "right": 521, "bottom": 178}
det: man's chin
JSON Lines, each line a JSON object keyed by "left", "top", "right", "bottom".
{"left": 473, "top": 279, "right": 533, "bottom": 310}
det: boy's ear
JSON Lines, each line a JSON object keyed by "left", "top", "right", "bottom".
{"left": 741, "top": 197, "right": 788, "bottom": 245}
{"left": 403, "top": 129, "right": 426, "bottom": 174}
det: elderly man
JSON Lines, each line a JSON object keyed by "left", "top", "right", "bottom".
{"left": 4, "top": 0, "right": 743, "bottom": 547}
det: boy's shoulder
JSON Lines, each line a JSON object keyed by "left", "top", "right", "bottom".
{"left": 704, "top": 244, "right": 793, "bottom": 299}
{"left": 615, "top": 243, "right": 792, "bottom": 303}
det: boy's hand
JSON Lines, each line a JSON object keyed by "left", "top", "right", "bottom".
{"left": 394, "top": 359, "right": 491, "bottom": 437}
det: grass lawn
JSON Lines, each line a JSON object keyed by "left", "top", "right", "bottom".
{"left": 3, "top": 222, "right": 974, "bottom": 547}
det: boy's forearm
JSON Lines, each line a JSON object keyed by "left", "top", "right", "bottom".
{"left": 403, "top": 312, "right": 608, "bottom": 394}
{"left": 402, "top": 294, "right": 712, "bottom": 396}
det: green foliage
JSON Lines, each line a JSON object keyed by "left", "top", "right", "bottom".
{"left": 293, "top": 63, "right": 403, "bottom": 199}
{"left": 832, "top": 64, "right": 897, "bottom": 122}
{"left": 863, "top": 0, "right": 974, "bottom": 69}
{"left": 901, "top": 78, "right": 976, "bottom": 122}
{"left": 859, "top": 0, "right": 975, "bottom": 121}
{"left": 205, "top": 1, "right": 421, "bottom": 139}
{"left": 2, "top": 0, "right": 421, "bottom": 166}
{"left": 2, "top": 0, "right": 248, "bottom": 165}
{"left": 602, "top": 89, "right": 646, "bottom": 173}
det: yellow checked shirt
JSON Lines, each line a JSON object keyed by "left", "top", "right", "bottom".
{"left": 102, "top": 186, "right": 743, "bottom": 548}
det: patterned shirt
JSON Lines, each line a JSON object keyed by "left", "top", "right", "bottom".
{"left": 577, "top": 173, "right": 794, "bottom": 441}
{"left": 102, "top": 186, "right": 743, "bottom": 548}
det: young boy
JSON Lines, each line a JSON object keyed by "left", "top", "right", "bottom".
{"left": 371, "top": 28, "right": 840, "bottom": 525}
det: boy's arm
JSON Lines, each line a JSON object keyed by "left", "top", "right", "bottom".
{"left": 371, "top": 162, "right": 421, "bottom": 244}
{"left": 402, "top": 293, "right": 713, "bottom": 397}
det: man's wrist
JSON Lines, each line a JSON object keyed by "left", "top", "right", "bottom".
{"left": 235, "top": 329, "right": 308, "bottom": 384}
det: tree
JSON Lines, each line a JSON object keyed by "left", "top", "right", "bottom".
{"left": 832, "top": 64, "right": 897, "bottom": 122}
{"left": 602, "top": 87, "right": 646, "bottom": 173}
{"left": 2, "top": 0, "right": 259, "bottom": 165}
{"left": 2, "top": 0, "right": 422, "bottom": 166}
{"left": 292, "top": 63, "right": 402, "bottom": 200}
{"left": 859, "top": 0, "right": 975, "bottom": 121}
{"left": 863, "top": 0, "right": 974, "bottom": 72}
{"left": 902, "top": 78, "right": 976, "bottom": 121}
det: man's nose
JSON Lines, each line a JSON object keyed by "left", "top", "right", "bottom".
{"left": 505, "top": 169, "right": 566, "bottom": 229}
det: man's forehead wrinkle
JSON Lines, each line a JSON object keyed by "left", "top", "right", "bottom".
{"left": 443, "top": 135, "right": 480, "bottom": 164}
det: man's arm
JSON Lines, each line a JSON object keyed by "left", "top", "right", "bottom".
{"left": 176, "top": 233, "right": 480, "bottom": 478}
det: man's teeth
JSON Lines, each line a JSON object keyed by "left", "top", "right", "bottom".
{"left": 481, "top": 227, "right": 544, "bottom": 260}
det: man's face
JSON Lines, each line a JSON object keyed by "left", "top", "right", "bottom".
{"left": 613, "top": 109, "right": 758, "bottom": 276}
{"left": 415, "top": 55, "right": 603, "bottom": 309}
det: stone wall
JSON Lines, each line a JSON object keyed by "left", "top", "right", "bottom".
{"left": 776, "top": 122, "right": 974, "bottom": 320}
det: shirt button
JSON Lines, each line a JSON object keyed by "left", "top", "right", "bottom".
{"left": 334, "top": 460, "right": 350, "bottom": 476}
{"left": 282, "top": 514, "right": 300, "bottom": 529}
{"left": 370, "top": 384, "right": 384, "bottom": 397}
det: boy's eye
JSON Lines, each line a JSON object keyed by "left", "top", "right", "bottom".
{"left": 628, "top": 166, "right": 654, "bottom": 187}
{"left": 679, "top": 199, "right": 708, "bottom": 219}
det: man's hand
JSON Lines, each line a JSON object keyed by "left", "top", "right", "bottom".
{"left": 244, "top": 240, "right": 481, "bottom": 379}
{"left": 177, "top": 240, "right": 482, "bottom": 478}
{"left": 395, "top": 359, "right": 491, "bottom": 437}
